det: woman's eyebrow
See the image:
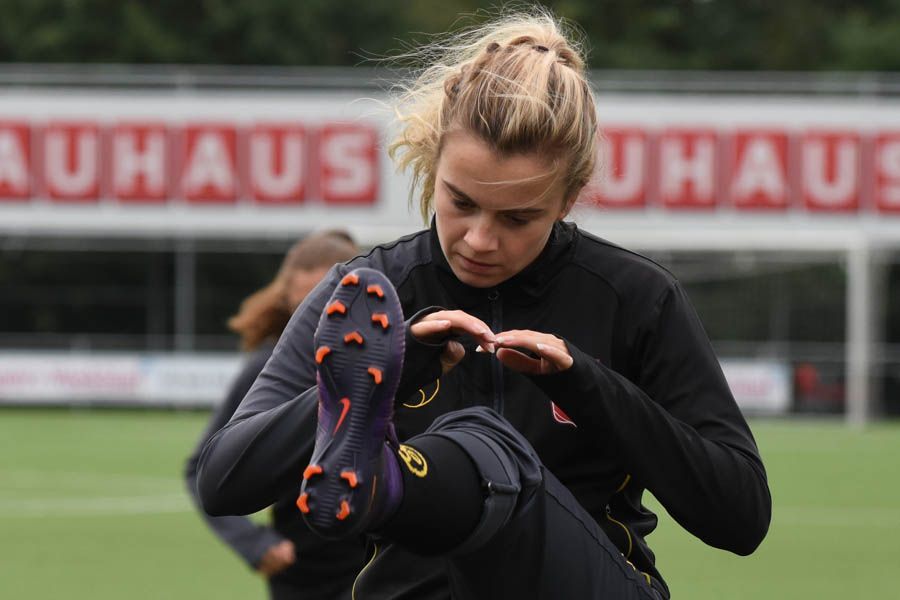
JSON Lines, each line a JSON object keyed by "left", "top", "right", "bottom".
{"left": 444, "top": 180, "right": 478, "bottom": 203}
{"left": 443, "top": 180, "right": 545, "bottom": 214}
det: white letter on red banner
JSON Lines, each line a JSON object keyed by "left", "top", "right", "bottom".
{"left": 320, "top": 125, "right": 378, "bottom": 204}
{"left": 111, "top": 123, "right": 168, "bottom": 202}
{"left": 590, "top": 128, "right": 647, "bottom": 209}
{"left": 181, "top": 125, "right": 237, "bottom": 203}
{"left": 659, "top": 129, "right": 718, "bottom": 210}
{"left": 730, "top": 130, "right": 789, "bottom": 210}
{"left": 801, "top": 131, "right": 860, "bottom": 212}
{"left": 875, "top": 133, "right": 900, "bottom": 213}
{"left": 249, "top": 125, "right": 306, "bottom": 204}
{"left": 0, "top": 122, "right": 30, "bottom": 200}
{"left": 44, "top": 122, "right": 100, "bottom": 201}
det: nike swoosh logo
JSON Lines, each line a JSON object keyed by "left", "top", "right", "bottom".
{"left": 334, "top": 397, "right": 351, "bottom": 434}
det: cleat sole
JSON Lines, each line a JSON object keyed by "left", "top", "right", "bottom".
{"left": 299, "top": 268, "right": 405, "bottom": 539}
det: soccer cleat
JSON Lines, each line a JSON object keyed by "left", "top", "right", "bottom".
{"left": 298, "top": 267, "right": 405, "bottom": 539}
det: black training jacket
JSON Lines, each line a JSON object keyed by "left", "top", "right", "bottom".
{"left": 197, "top": 221, "right": 771, "bottom": 598}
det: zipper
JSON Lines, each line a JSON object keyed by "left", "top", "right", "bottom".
{"left": 487, "top": 288, "right": 503, "bottom": 414}
{"left": 605, "top": 504, "right": 634, "bottom": 558}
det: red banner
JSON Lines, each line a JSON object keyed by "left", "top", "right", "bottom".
{"left": 2, "top": 118, "right": 900, "bottom": 213}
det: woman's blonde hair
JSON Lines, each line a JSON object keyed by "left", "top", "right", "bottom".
{"left": 388, "top": 8, "right": 597, "bottom": 222}
{"left": 227, "top": 230, "right": 358, "bottom": 351}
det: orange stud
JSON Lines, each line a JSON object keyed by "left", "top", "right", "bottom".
{"left": 315, "top": 346, "right": 331, "bottom": 364}
{"left": 366, "top": 284, "right": 384, "bottom": 298}
{"left": 344, "top": 331, "right": 364, "bottom": 345}
{"left": 337, "top": 500, "right": 351, "bottom": 521}
{"left": 367, "top": 367, "right": 383, "bottom": 385}
{"left": 326, "top": 300, "right": 347, "bottom": 316}
{"left": 371, "top": 313, "right": 389, "bottom": 329}
{"left": 303, "top": 465, "right": 323, "bottom": 480}
{"left": 341, "top": 273, "right": 359, "bottom": 286}
{"left": 341, "top": 470, "right": 359, "bottom": 489}
{"left": 296, "top": 492, "right": 310, "bottom": 514}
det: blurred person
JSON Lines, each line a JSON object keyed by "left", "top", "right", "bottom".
{"left": 197, "top": 8, "right": 771, "bottom": 599}
{"left": 184, "top": 230, "right": 364, "bottom": 599}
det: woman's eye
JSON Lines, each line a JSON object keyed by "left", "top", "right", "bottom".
{"left": 505, "top": 214, "right": 530, "bottom": 226}
{"left": 453, "top": 197, "right": 474, "bottom": 210}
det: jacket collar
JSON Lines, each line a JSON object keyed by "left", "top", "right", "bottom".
{"left": 428, "top": 217, "right": 577, "bottom": 307}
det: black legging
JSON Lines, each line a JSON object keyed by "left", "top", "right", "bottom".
{"left": 366, "top": 407, "right": 665, "bottom": 600}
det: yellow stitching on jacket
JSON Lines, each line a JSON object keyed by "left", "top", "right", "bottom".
{"left": 615, "top": 474, "right": 631, "bottom": 493}
{"left": 403, "top": 379, "right": 440, "bottom": 408}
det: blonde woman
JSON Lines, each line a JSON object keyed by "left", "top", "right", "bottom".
{"left": 185, "top": 230, "right": 365, "bottom": 599}
{"left": 198, "top": 10, "right": 770, "bottom": 599}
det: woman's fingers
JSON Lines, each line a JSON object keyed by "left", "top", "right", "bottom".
{"left": 408, "top": 318, "right": 573, "bottom": 374}
{"left": 440, "top": 340, "right": 466, "bottom": 374}
{"left": 409, "top": 319, "right": 452, "bottom": 339}
{"left": 495, "top": 347, "right": 541, "bottom": 373}
{"left": 410, "top": 310, "right": 496, "bottom": 351}
{"left": 493, "top": 331, "right": 573, "bottom": 373}
{"left": 535, "top": 342, "right": 575, "bottom": 372}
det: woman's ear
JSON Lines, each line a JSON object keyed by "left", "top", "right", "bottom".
{"left": 558, "top": 194, "right": 577, "bottom": 220}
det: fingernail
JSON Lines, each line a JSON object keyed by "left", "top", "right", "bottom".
{"left": 536, "top": 343, "right": 545, "bottom": 350}
{"left": 495, "top": 337, "right": 505, "bottom": 345}
{"left": 475, "top": 345, "right": 484, "bottom": 353}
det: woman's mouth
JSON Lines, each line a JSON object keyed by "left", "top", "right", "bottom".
{"left": 457, "top": 254, "right": 497, "bottom": 273}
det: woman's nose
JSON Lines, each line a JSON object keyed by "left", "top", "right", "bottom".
{"left": 463, "top": 219, "right": 499, "bottom": 252}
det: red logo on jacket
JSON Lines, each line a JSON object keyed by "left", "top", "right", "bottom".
{"left": 551, "top": 402, "right": 577, "bottom": 427}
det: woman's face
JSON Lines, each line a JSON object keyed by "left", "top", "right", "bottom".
{"left": 286, "top": 266, "right": 331, "bottom": 312}
{"left": 433, "top": 130, "right": 571, "bottom": 288}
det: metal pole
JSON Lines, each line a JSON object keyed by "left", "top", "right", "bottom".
{"left": 846, "top": 241, "right": 872, "bottom": 428}
{"left": 174, "top": 239, "right": 196, "bottom": 351}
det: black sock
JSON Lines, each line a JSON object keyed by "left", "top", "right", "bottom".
{"left": 382, "top": 434, "right": 483, "bottom": 555}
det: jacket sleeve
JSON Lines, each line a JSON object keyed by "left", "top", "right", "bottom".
{"left": 184, "top": 347, "right": 286, "bottom": 567}
{"left": 195, "top": 265, "right": 342, "bottom": 517}
{"left": 533, "top": 281, "right": 771, "bottom": 556}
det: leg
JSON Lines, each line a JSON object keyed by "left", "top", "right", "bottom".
{"left": 404, "top": 407, "right": 663, "bottom": 600}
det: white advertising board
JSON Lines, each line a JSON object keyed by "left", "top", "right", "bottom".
{"left": 720, "top": 359, "right": 792, "bottom": 415}
{"left": 0, "top": 352, "right": 241, "bottom": 407}
{"left": 0, "top": 351, "right": 791, "bottom": 414}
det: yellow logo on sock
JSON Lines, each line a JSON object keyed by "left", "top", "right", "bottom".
{"left": 397, "top": 444, "right": 428, "bottom": 478}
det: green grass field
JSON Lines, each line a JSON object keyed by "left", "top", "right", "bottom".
{"left": 1, "top": 408, "right": 898, "bottom": 599}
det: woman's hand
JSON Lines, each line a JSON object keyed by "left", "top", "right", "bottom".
{"left": 488, "top": 330, "right": 573, "bottom": 375}
{"left": 409, "top": 310, "right": 497, "bottom": 375}
{"left": 256, "top": 539, "right": 296, "bottom": 578}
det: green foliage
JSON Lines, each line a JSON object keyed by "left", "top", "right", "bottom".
{"left": 1, "top": 0, "right": 899, "bottom": 69}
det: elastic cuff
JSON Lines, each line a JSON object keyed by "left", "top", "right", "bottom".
{"left": 529, "top": 339, "right": 597, "bottom": 404}
{"left": 422, "top": 429, "right": 526, "bottom": 556}
{"left": 396, "top": 306, "right": 447, "bottom": 401}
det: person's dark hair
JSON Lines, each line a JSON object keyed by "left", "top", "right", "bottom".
{"left": 227, "top": 230, "right": 358, "bottom": 351}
